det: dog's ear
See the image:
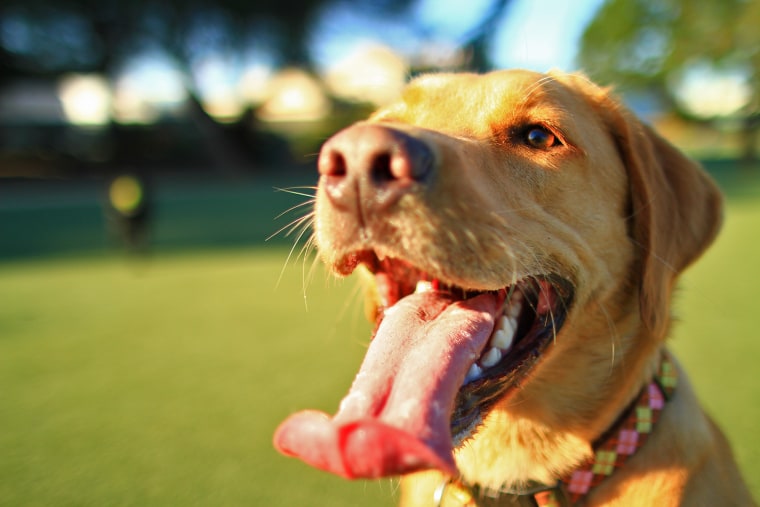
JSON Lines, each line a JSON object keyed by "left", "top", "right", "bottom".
{"left": 611, "top": 108, "right": 723, "bottom": 338}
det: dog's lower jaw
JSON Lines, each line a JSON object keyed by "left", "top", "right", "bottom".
{"left": 446, "top": 318, "right": 664, "bottom": 495}
{"left": 453, "top": 412, "right": 592, "bottom": 492}
{"left": 396, "top": 417, "right": 593, "bottom": 507}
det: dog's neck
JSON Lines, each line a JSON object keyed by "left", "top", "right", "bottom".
{"left": 437, "top": 353, "right": 677, "bottom": 506}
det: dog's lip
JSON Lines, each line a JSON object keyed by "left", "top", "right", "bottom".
{"left": 360, "top": 252, "right": 497, "bottom": 310}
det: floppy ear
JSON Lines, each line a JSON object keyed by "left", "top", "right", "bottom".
{"left": 611, "top": 109, "right": 723, "bottom": 338}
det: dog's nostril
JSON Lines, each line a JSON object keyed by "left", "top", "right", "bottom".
{"left": 331, "top": 153, "right": 347, "bottom": 177}
{"left": 320, "top": 150, "right": 347, "bottom": 177}
{"left": 371, "top": 153, "right": 394, "bottom": 184}
{"left": 394, "top": 136, "right": 434, "bottom": 184}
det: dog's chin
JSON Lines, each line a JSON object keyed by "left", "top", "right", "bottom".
{"left": 355, "top": 251, "right": 575, "bottom": 446}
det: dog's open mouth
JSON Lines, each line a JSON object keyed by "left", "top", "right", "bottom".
{"left": 274, "top": 253, "right": 574, "bottom": 479}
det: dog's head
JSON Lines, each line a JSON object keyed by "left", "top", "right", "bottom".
{"left": 274, "top": 69, "right": 722, "bottom": 482}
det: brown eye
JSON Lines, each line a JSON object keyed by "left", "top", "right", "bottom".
{"left": 525, "top": 127, "right": 558, "bottom": 149}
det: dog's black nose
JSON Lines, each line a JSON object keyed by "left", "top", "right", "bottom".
{"left": 317, "top": 124, "right": 434, "bottom": 216}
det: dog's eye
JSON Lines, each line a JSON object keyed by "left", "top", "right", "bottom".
{"left": 524, "top": 126, "right": 559, "bottom": 150}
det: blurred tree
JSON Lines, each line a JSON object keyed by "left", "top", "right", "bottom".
{"left": 0, "top": 0, "right": 416, "bottom": 172}
{"left": 0, "top": 0, "right": 516, "bottom": 175}
{"left": 0, "top": 0, "right": 414, "bottom": 79}
{"left": 460, "top": 0, "right": 512, "bottom": 73}
{"left": 579, "top": 0, "right": 760, "bottom": 162}
{"left": 0, "top": 0, "right": 517, "bottom": 85}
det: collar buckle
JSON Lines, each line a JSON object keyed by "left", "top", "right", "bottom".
{"left": 435, "top": 479, "right": 568, "bottom": 507}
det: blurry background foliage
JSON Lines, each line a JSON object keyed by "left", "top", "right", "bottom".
{"left": 580, "top": 0, "right": 760, "bottom": 162}
{"left": 0, "top": 0, "right": 511, "bottom": 181}
{"left": 0, "top": 0, "right": 759, "bottom": 505}
{"left": 1, "top": 0, "right": 758, "bottom": 182}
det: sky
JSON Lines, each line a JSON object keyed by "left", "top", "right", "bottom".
{"left": 489, "top": 0, "right": 606, "bottom": 71}
{"left": 312, "top": 0, "right": 607, "bottom": 73}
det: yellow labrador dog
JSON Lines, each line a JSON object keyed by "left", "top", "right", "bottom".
{"left": 274, "top": 70, "right": 756, "bottom": 506}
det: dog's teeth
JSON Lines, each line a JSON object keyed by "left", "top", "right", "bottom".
{"left": 507, "top": 300, "right": 522, "bottom": 319}
{"left": 465, "top": 363, "right": 483, "bottom": 384}
{"left": 500, "top": 316, "right": 517, "bottom": 336}
{"left": 491, "top": 328, "right": 513, "bottom": 351}
{"left": 480, "top": 347, "right": 502, "bottom": 368}
{"left": 415, "top": 280, "right": 433, "bottom": 294}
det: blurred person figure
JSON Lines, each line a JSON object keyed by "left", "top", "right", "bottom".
{"left": 105, "top": 173, "right": 151, "bottom": 253}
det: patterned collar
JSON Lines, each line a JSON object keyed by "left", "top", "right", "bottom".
{"left": 435, "top": 352, "right": 678, "bottom": 507}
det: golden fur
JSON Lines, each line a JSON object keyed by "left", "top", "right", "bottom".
{"left": 313, "top": 70, "right": 755, "bottom": 506}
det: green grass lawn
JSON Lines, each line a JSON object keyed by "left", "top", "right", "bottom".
{"left": 1, "top": 196, "right": 758, "bottom": 505}
{"left": 0, "top": 249, "right": 396, "bottom": 506}
{"left": 669, "top": 197, "right": 760, "bottom": 497}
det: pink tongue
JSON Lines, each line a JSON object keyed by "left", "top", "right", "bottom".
{"left": 273, "top": 291, "right": 498, "bottom": 478}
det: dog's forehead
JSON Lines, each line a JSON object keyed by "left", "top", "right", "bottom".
{"left": 373, "top": 70, "right": 595, "bottom": 136}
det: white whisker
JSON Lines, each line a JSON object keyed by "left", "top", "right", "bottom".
{"left": 270, "top": 186, "right": 318, "bottom": 293}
